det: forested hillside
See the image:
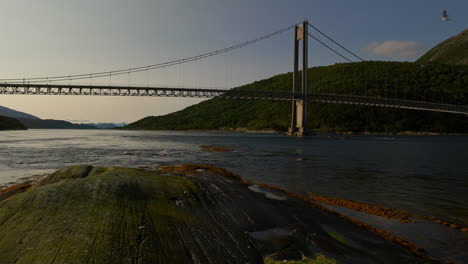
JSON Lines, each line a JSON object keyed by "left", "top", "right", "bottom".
{"left": 0, "top": 116, "right": 27, "bottom": 130}
{"left": 124, "top": 61, "right": 468, "bottom": 133}
{"left": 417, "top": 29, "right": 468, "bottom": 66}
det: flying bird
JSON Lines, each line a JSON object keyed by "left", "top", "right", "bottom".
{"left": 442, "top": 9, "right": 450, "bottom": 21}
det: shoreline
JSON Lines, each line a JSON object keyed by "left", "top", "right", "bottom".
{"left": 121, "top": 127, "right": 468, "bottom": 136}
{"left": 0, "top": 173, "right": 50, "bottom": 190}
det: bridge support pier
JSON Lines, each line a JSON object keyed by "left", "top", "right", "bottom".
{"left": 288, "top": 21, "right": 309, "bottom": 136}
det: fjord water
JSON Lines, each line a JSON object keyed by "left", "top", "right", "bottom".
{"left": 1, "top": 129, "right": 467, "bottom": 225}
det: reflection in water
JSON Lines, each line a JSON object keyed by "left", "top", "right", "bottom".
{"left": 0, "top": 129, "right": 467, "bottom": 227}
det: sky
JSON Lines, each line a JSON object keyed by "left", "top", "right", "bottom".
{"left": 0, "top": 0, "right": 466, "bottom": 123}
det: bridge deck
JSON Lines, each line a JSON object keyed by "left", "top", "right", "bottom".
{"left": 1, "top": 83, "right": 467, "bottom": 115}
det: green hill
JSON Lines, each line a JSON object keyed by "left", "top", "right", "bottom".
{"left": 417, "top": 29, "right": 468, "bottom": 65}
{"left": 0, "top": 115, "right": 27, "bottom": 130}
{"left": 124, "top": 61, "right": 468, "bottom": 134}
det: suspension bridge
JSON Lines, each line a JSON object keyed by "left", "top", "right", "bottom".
{"left": 1, "top": 21, "right": 467, "bottom": 135}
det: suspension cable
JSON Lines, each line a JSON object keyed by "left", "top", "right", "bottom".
{"left": 1, "top": 23, "right": 298, "bottom": 83}
{"left": 308, "top": 22, "right": 365, "bottom": 61}
{"left": 296, "top": 26, "right": 353, "bottom": 63}
{"left": 308, "top": 33, "right": 353, "bottom": 63}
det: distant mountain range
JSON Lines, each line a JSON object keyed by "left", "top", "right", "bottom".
{"left": 0, "top": 105, "right": 40, "bottom": 120}
{"left": 85, "top": 123, "right": 127, "bottom": 129}
{"left": 417, "top": 29, "right": 468, "bottom": 65}
{"left": 17, "top": 118, "right": 97, "bottom": 129}
{"left": 0, "top": 105, "right": 96, "bottom": 129}
{"left": 0, "top": 105, "right": 129, "bottom": 129}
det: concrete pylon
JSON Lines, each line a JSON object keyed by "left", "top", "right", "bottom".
{"left": 288, "top": 21, "right": 309, "bottom": 136}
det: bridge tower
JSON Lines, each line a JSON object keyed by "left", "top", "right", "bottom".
{"left": 288, "top": 21, "right": 309, "bottom": 136}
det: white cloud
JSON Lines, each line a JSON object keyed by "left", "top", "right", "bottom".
{"left": 365, "top": 41, "right": 425, "bottom": 59}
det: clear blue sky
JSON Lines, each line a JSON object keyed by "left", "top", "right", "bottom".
{"left": 0, "top": 0, "right": 466, "bottom": 123}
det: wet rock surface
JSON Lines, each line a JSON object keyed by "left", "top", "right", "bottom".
{"left": 0, "top": 165, "right": 433, "bottom": 264}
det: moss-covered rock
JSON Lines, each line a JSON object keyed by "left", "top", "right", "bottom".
{"left": 38, "top": 165, "right": 94, "bottom": 185}
{"left": 0, "top": 165, "right": 434, "bottom": 264}
{"left": 0, "top": 166, "right": 259, "bottom": 264}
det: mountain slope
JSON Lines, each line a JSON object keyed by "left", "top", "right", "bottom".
{"left": 0, "top": 106, "right": 40, "bottom": 120}
{"left": 18, "top": 118, "right": 96, "bottom": 129}
{"left": 0, "top": 105, "right": 97, "bottom": 129}
{"left": 124, "top": 61, "right": 468, "bottom": 134}
{"left": 417, "top": 29, "right": 468, "bottom": 65}
{"left": 0, "top": 115, "right": 27, "bottom": 130}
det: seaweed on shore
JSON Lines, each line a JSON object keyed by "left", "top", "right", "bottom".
{"left": 307, "top": 192, "right": 468, "bottom": 233}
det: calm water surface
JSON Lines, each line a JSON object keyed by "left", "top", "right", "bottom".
{"left": 1, "top": 129, "right": 467, "bottom": 226}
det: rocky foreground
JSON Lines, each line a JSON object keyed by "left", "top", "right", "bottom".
{"left": 0, "top": 165, "right": 434, "bottom": 264}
